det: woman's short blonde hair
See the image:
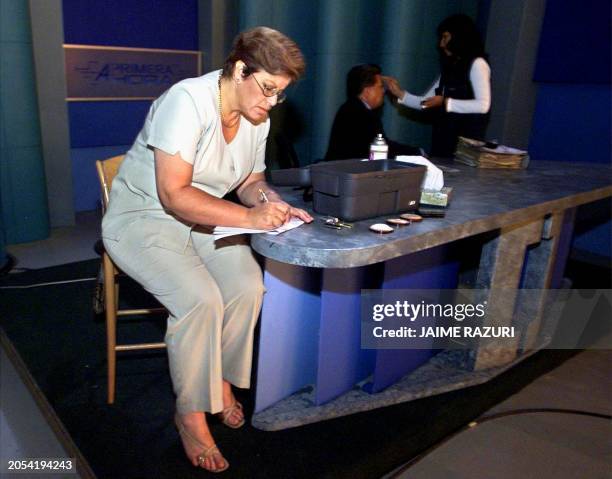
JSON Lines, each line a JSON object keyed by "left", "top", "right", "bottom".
{"left": 222, "top": 27, "right": 305, "bottom": 82}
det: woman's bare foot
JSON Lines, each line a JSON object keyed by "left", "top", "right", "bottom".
{"left": 220, "top": 380, "right": 245, "bottom": 428}
{"left": 175, "top": 412, "right": 229, "bottom": 472}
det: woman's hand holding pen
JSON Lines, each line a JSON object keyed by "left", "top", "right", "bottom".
{"left": 247, "top": 189, "right": 313, "bottom": 230}
{"left": 247, "top": 201, "right": 290, "bottom": 229}
{"left": 258, "top": 188, "right": 313, "bottom": 225}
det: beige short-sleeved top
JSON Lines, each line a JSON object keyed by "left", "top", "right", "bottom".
{"left": 102, "top": 70, "right": 270, "bottom": 247}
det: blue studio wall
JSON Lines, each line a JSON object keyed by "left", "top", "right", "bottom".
{"left": 62, "top": 0, "right": 198, "bottom": 212}
{"left": 529, "top": 0, "right": 611, "bottom": 259}
{"left": 1, "top": 0, "right": 50, "bottom": 244}
{"left": 530, "top": 0, "right": 610, "bottom": 164}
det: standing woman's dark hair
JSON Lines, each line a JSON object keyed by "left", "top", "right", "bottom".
{"left": 437, "top": 14, "right": 486, "bottom": 61}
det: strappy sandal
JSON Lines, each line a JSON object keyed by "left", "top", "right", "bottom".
{"left": 218, "top": 400, "right": 245, "bottom": 429}
{"left": 174, "top": 415, "right": 229, "bottom": 473}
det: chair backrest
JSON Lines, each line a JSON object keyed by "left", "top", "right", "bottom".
{"left": 95, "top": 155, "right": 125, "bottom": 211}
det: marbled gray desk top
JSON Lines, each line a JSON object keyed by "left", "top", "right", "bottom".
{"left": 252, "top": 161, "right": 612, "bottom": 268}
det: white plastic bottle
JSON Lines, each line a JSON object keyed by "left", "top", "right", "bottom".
{"left": 369, "top": 133, "right": 388, "bottom": 160}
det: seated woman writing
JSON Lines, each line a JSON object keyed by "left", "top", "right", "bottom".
{"left": 102, "top": 27, "right": 312, "bottom": 473}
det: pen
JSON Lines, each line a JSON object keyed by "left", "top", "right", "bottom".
{"left": 258, "top": 188, "right": 269, "bottom": 203}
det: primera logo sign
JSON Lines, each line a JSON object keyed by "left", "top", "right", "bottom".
{"left": 64, "top": 44, "right": 201, "bottom": 101}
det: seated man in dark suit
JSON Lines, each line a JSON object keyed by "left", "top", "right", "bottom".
{"left": 325, "top": 64, "right": 421, "bottom": 160}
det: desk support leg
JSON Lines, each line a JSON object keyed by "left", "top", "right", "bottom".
{"left": 315, "top": 267, "right": 378, "bottom": 405}
{"left": 518, "top": 209, "right": 576, "bottom": 351}
{"left": 469, "top": 218, "right": 543, "bottom": 370}
{"left": 366, "top": 245, "right": 460, "bottom": 393}
{"left": 254, "top": 259, "right": 321, "bottom": 413}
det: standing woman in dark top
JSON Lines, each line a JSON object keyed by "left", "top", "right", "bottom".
{"left": 385, "top": 14, "right": 491, "bottom": 157}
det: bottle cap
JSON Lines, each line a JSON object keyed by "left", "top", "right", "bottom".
{"left": 372, "top": 133, "right": 386, "bottom": 145}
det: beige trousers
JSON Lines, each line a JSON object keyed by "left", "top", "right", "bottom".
{"left": 103, "top": 218, "right": 264, "bottom": 414}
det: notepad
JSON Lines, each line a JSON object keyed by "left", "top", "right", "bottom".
{"left": 212, "top": 217, "right": 304, "bottom": 241}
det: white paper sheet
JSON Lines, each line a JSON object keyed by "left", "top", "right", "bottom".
{"left": 212, "top": 217, "right": 304, "bottom": 241}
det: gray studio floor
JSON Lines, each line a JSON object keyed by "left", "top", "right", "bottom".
{"left": 1, "top": 211, "right": 101, "bottom": 479}
{"left": 385, "top": 346, "right": 612, "bottom": 479}
{"left": 3, "top": 211, "right": 612, "bottom": 479}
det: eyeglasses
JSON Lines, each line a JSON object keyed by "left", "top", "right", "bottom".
{"left": 251, "top": 72, "right": 286, "bottom": 104}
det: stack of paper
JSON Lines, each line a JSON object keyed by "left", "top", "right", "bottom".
{"left": 454, "top": 137, "right": 530, "bottom": 169}
{"left": 212, "top": 217, "right": 304, "bottom": 241}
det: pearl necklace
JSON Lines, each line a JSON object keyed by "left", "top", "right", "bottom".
{"left": 218, "top": 74, "right": 240, "bottom": 129}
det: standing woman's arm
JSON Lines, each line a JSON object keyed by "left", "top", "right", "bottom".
{"left": 445, "top": 58, "right": 491, "bottom": 114}
{"left": 385, "top": 76, "right": 440, "bottom": 109}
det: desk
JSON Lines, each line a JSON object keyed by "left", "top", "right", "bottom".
{"left": 250, "top": 161, "right": 611, "bottom": 430}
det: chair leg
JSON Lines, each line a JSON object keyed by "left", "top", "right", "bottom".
{"left": 103, "top": 253, "right": 117, "bottom": 404}
{"left": 93, "top": 264, "right": 104, "bottom": 315}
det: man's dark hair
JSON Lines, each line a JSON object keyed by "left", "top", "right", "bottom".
{"left": 346, "top": 64, "right": 382, "bottom": 99}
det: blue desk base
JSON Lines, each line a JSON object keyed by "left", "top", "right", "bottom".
{"left": 254, "top": 244, "right": 459, "bottom": 414}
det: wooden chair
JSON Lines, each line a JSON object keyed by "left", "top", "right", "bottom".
{"left": 95, "top": 155, "right": 166, "bottom": 404}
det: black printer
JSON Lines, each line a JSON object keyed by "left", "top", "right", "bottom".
{"left": 309, "top": 159, "right": 426, "bottom": 221}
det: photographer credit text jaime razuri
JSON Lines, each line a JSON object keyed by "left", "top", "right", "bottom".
{"left": 363, "top": 295, "right": 518, "bottom": 347}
